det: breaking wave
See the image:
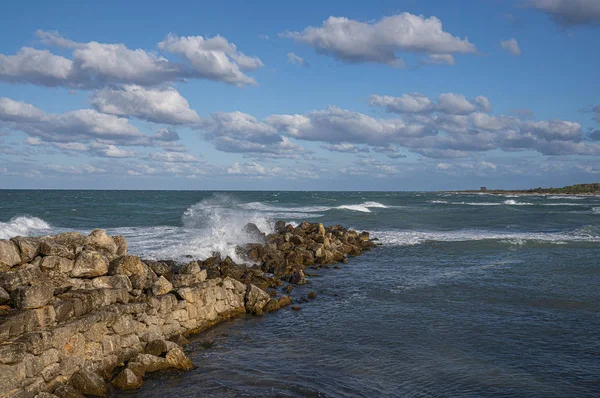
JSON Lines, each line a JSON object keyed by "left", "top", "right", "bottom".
{"left": 0, "top": 216, "right": 52, "bottom": 239}
{"left": 240, "top": 201, "right": 389, "bottom": 214}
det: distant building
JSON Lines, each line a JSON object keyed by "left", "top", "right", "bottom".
{"left": 480, "top": 186, "right": 488, "bottom": 192}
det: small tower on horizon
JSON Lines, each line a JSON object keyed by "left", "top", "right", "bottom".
{"left": 480, "top": 186, "right": 488, "bottom": 192}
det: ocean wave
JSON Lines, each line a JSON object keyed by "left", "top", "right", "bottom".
{"left": 374, "top": 228, "right": 600, "bottom": 247}
{"left": 547, "top": 196, "right": 587, "bottom": 200}
{"left": 429, "top": 200, "right": 449, "bottom": 204}
{"left": 239, "top": 201, "right": 389, "bottom": 214}
{"left": 0, "top": 216, "right": 52, "bottom": 239}
{"left": 593, "top": 207, "right": 600, "bottom": 214}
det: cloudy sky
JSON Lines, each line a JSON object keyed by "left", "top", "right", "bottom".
{"left": 1, "top": 0, "right": 599, "bottom": 190}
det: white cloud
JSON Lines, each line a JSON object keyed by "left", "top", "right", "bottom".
{"left": 369, "top": 93, "right": 436, "bottom": 114}
{"left": 157, "top": 34, "right": 264, "bottom": 86}
{"left": 321, "top": 143, "right": 370, "bottom": 153}
{"left": 92, "top": 85, "right": 200, "bottom": 124}
{"left": 282, "top": 13, "right": 477, "bottom": 67}
{"left": 0, "top": 97, "right": 47, "bottom": 122}
{"left": 0, "top": 48, "right": 73, "bottom": 87}
{"left": 528, "top": 0, "right": 600, "bottom": 25}
{"left": 287, "top": 52, "right": 308, "bottom": 67}
{"left": 421, "top": 54, "right": 455, "bottom": 65}
{"left": 147, "top": 152, "right": 203, "bottom": 163}
{"left": 500, "top": 38, "right": 521, "bottom": 56}
{"left": 437, "top": 93, "right": 477, "bottom": 115}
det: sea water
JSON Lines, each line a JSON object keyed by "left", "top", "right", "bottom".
{"left": 1, "top": 190, "right": 598, "bottom": 397}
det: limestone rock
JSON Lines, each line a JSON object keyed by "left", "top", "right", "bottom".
{"left": 145, "top": 339, "right": 177, "bottom": 357}
{"left": 0, "top": 286, "right": 9, "bottom": 305}
{"left": 91, "top": 275, "right": 132, "bottom": 290}
{"left": 151, "top": 276, "right": 173, "bottom": 296}
{"left": 39, "top": 240, "right": 75, "bottom": 260}
{"left": 243, "top": 223, "right": 266, "bottom": 242}
{"left": 263, "top": 298, "right": 280, "bottom": 313}
{"left": 179, "top": 261, "right": 200, "bottom": 274}
{"left": 53, "top": 384, "right": 86, "bottom": 398}
{"left": 85, "top": 229, "right": 117, "bottom": 255}
{"left": 111, "top": 368, "right": 143, "bottom": 390}
{"left": 70, "top": 251, "right": 109, "bottom": 278}
{"left": 132, "top": 353, "right": 170, "bottom": 373}
{"left": 35, "top": 392, "right": 59, "bottom": 398}
{"left": 109, "top": 256, "right": 144, "bottom": 277}
{"left": 278, "top": 295, "right": 292, "bottom": 307}
{"left": 144, "top": 261, "right": 172, "bottom": 279}
{"left": 165, "top": 346, "right": 194, "bottom": 370}
{"left": 12, "top": 285, "right": 55, "bottom": 310}
{"left": 244, "top": 284, "right": 270, "bottom": 315}
{"left": 10, "top": 236, "right": 40, "bottom": 263}
{"left": 41, "top": 256, "right": 74, "bottom": 275}
{"left": 0, "top": 240, "right": 21, "bottom": 267}
{"left": 0, "top": 264, "right": 43, "bottom": 292}
{"left": 112, "top": 235, "right": 128, "bottom": 256}
{"left": 290, "top": 269, "right": 306, "bottom": 285}
{"left": 71, "top": 369, "right": 107, "bottom": 397}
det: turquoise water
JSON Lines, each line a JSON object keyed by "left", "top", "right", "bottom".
{"left": 1, "top": 190, "right": 599, "bottom": 397}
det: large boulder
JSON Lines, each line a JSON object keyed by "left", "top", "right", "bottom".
{"left": 0, "top": 240, "right": 21, "bottom": 267}
{"left": 91, "top": 275, "right": 132, "bottom": 290}
{"left": 70, "top": 251, "right": 109, "bottom": 278}
{"left": 244, "top": 284, "right": 270, "bottom": 315}
{"left": 165, "top": 346, "right": 194, "bottom": 370}
{"left": 85, "top": 229, "right": 117, "bottom": 255}
{"left": 0, "top": 264, "right": 43, "bottom": 292}
{"left": 12, "top": 285, "right": 55, "bottom": 310}
{"left": 41, "top": 256, "right": 74, "bottom": 275}
{"left": 274, "top": 220, "right": 286, "bottom": 233}
{"left": 243, "top": 223, "right": 266, "bottom": 242}
{"left": 39, "top": 240, "right": 75, "bottom": 259}
{"left": 151, "top": 276, "right": 173, "bottom": 296}
{"left": 70, "top": 369, "right": 107, "bottom": 397}
{"left": 111, "top": 368, "right": 143, "bottom": 390}
{"left": 109, "top": 256, "right": 145, "bottom": 277}
{"left": 10, "top": 236, "right": 40, "bottom": 263}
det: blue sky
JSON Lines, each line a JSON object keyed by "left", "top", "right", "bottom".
{"left": 0, "top": 0, "right": 599, "bottom": 190}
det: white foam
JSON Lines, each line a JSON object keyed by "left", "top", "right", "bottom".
{"left": 593, "top": 207, "right": 600, "bottom": 214}
{"left": 374, "top": 228, "right": 600, "bottom": 247}
{"left": 0, "top": 216, "right": 52, "bottom": 239}
{"left": 547, "top": 196, "right": 587, "bottom": 200}
{"left": 429, "top": 200, "right": 449, "bottom": 204}
{"left": 239, "top": 200, "right": 389, "bottom": 214}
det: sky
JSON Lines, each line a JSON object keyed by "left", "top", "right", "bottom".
{"left": 0, "top": 0, "right": 599, "bottom": 191}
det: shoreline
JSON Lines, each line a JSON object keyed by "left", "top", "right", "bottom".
{"left": 446, "top": 191, "right": 600, "bottom": 197}
{"left": 0, "top": 221, "right": 377, "bottom": 397}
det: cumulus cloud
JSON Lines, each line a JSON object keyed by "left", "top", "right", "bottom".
{"left": 91, "top": 85, "right": 200, "bottom": 124}
{"left": 420, "top": 54, "right": 456, "bottom": 65}
{"left": 500, "top": 38, "right": 521, "bottom": 56}
{"left": 528, "top": 0, "right": 600, "bottom": 25}
{"left": 321, "top": 143, "right": 370, "bottom": 153}
{"left": 369, "top": 93, "right": 436, "bottom": 114}
{"left": 282, "top": 13, "right": 477, "bottom": 67}
{"left": 287, "top": 52, "right": 309, "bottom": 67}
{"left": 0, "top": 30, "right": 263, "bottom": 88}
{"left": 147, "top": 151, "right": 203, "bottom": 163}
{"left": 157, "top": 34, "right": 264, "bottom": 86}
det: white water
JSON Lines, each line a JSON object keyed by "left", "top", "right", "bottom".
{"left": 240, "top": 200, "right": 389, "bottom": 214}
{"left": 0, "top": 216, "right": 52, "bottom": 239}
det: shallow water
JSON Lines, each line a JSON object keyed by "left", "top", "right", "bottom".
{"left": 1, "top": 190, "right": 599, "bottom": 397}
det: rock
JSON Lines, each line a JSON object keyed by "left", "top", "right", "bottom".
{"left": 292, "top": 305, "right": 302, "bottom": 311}
{"left": 85, "top": 229, "right": 117, "bottom": 255}
{"left": 243, "top": 223, "right": 266, "bottom": 242}
{"left": 70, "top": 251, "right": 109, "bottom": 278}
{"left": 41, "top": 256, "right": 74, "bottom": 275}
{"left": 289, "top": 235, "right": 304, "bottom": 245}
{"left": 358, "top": 231, "right": 370, "bottom": 242}
{"left": 169, "top": 335, "right": 190, "bottom": 346}
{"left": 112, "top": 235, "right": 128, "bottom": 256}
{"left": 274, "top": 220, "right": 286, "bottom": 233}
{"left": 70, "top": 369, "right": 107, "bottom": 397}
{"left": 145, "top": 339, "right": 177, "bottom": 357}
{"left": 244, "top": 284, "right": 270, "bottom": 315}
{"left": 109, "top": 256, "right": 144, "bottom": 277}
{"left": 10, "top": 236, "right": 40, "bottom": 264}
{"left": 53, "top": 385, "right": 86, "bottom": 398}
{"left": 290, "top": 269, "right": 306, "bottom": 285}
{"left": 0, "top": 240, "right": 21, "bottom": 268}
{"left": 111, "top": 368, "right": 143, "bottom": 390}
{"left": 179, "top": 261, "right": 200, "bottom": 275}
{"left": 132, "top": 353, "right": 170, "bottom": 373}
{"left": 91, "top": 275, "right": 132, "bottom": 290}
{"left": 263, "top": 298, "right": 280, "bottom": 313}
{"left": 278, "top": 295, "right": 292, "bottom": 307}
{"left": 35, "top": 392, "right": 59, "bottom": 398}
{"left": 0, "top": 286, "right": 9, "bottom": 304}
{"left": 12, "top": 285, "right": 55, "bottom": 310}
{"left": 308, "top": 291, "right": 317, "bottom": 300}
{"left": 53, "top": 232, "right": 86, "bottom": 249}
{"left": 317, "top": 223, "right": 326, "bottom": 236}
{"left": 0, "top": 264, "right": 43, "bottom": 292}
{"left": 151, "top": 276, "right": 173, "bottom": 296}
{"left": 144, "top": 261, "right": 173, "bottom": 279}
{"left": 165, "top": 347, "right": 194, "bottom": 370}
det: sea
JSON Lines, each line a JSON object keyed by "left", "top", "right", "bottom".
{"left": 1, "top": 190, "right": 599, "bottom": 397}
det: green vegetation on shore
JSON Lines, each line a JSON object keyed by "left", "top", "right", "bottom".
{"left": 463, "top": 183, "right": 600, "bottom": 195}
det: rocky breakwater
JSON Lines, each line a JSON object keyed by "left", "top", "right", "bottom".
{"left": 0, "top": 221, "right": 376, "bottom": 397}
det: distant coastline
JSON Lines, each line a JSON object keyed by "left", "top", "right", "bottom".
{"left": 452, "top": 183, "right": 600, "bottom": 196}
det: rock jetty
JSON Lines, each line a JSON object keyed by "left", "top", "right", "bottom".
{"left": 0, "top": 221, "right": 376, "bottom": 397}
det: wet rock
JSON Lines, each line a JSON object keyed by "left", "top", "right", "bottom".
{"left": 274, "top": 220, "right": 286, "bottom": 233}
{"left": 145, "top": 339, "right": 177, "bottom": 357}
{"left": 111, "top": 368, "right": 143, "bottom": 390}
{"left": 151, "top": 276, "right": 173, "bottom": 296}
{"left": 109, "top": 256, "right": 144, "bottom": 277}
{"left": 278, "top": 295, "right": 292, "bottom": 307}
{"left": 244, "top": 284, "right": 270, "bottom": 315}
{"left": 263, "top": 298, "right": 280, "bottom": 313}
{"left": 290, "top": 269, "right": 306, "bottom": 285}
{"left": 283, "top": 285, "right": 294, "bottom": 294}
{"left": 12, "top": 285, "right": 55, "bottom": 310}
{"left": 0, "top": 240, "right": 22, "bottom": 268}
{"left": 70, "top": 369, "right": 107, "bottom": 397}
{"left": 308, "top": 291, "right": 317, "bottom": 300}
{"left": 169, "top": 334, "right": 190, "bottom": 346}
{"left": 85, "top": 229, "right": 118, "bottom": 255}
{"left": 243, "top": 223, "right": 266, "bottom": 242}
{"left": 179, "top": 261, "right": 200, "bottom": 275}
{"left": 70, "top": 251, "right": 109, "bottom": 278}
{"left": 291, "top": 305, "right": 302, "bottom": 311}
{"left": 131, "top": 353, "right": 170, "bottom": 373}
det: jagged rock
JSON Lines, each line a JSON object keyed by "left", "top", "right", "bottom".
{"left": 70, "top": 251, "right": 109, "bottom": 278}
{"left": 39, "top": 241, "right": 74, "bottom": 260}
{"left": 41, "top": 256, "right": 74, "bottom": 275}
{"left": 292, "top": 305, "right": 302, "bottom": 311}
{"left": 0, "top": 286, "right": 10, "bottom": 305}
{"left": 179, "top": 261, "right": 200, "bottom": 275}
{"left": 274, "top": 220, "right": 286, "bottom": 233}
{"left": 290, "top": 269, "right": 306, "bottom": 285}
{"left": 0, "top": 264, "right": 43, "bottom": 292}
{"left": 132, "top": 353, "right": 170, "bottom": 373}
{"left": 91, "top": 275, "right": 132, "bottom": 290}
{"left": 112, "top": 235, "right": 128, "bottom": 256}
{"left": 169, "top": 334, "right": 190, "bottom": 346}
{"left": 243, "top": 223, "right": 266, "bottom": 242}
{"left": 145, "top": 339, "right": 177, "bottom": 357}
{"left": 317, "top": 223, "right": 326, "bottom": 236}
{"left": 0, "top": 240, "right": 21, "bottom": 268}
{"left": 10, "top": 237, "right": 40, "bottom": 264}
{"left": 144, "top": 261, "right": 173, "bottom": 280}
{"left": 111, "top": 368, "right": 143, "bottom": 390}
{"left": 244, "top": 284, "right": 270, "bottom": 315}
{"left": 53, "top": 385, "right": 86, "bottom": 398}
{"left": 70, "top": 369, "right": 107, "bottom": 397}
{"left": 151, "top": 276, "right": 173, "bottom": 296}
{"left": 35, "top": 393, "right": 59, "bottom": 398}
{"left": 109, "top": 256, "right": 144, "bottom": 277}
{"left": 263, "top": 298, "right": 280, "bottom": 313}
{"left": 12, "top": 285, "right": 55, "bottom": 310}
{"left": 85, "top": 229, "right": 117, "bottom": 255}
{"left": 165, "top": 347, "right": 194, "bottom": 370}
